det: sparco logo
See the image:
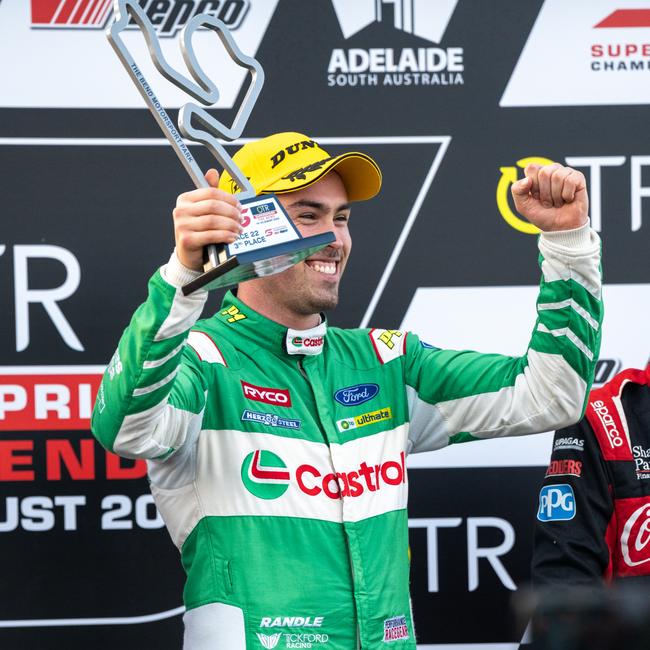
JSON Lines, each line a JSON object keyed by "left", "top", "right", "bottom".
{"left": 327, "top": 0, "right": 463, "bottom": 88}
{"left": 242, "top": 381, "right": 292, "bottom": 407}
{"left": 334, "top": 383, "right": 379, "bottom": 406}
{"left": 31, "top": 0, "right": 250, "bottom": 37}
{"left": 620, "top": 504, "right": 650, "bottom": 567}
{"left": 591, "top": 400, "right": 624, "bottom": 448}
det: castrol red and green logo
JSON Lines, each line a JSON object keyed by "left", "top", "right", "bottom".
{"left": 241, "top": 449, "right": 407, "bottom": 500}
{"left": 241, "top": 450, "right": 291, "bottom": 499}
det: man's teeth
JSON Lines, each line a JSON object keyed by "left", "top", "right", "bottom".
{"left": 309, "top": 262, "right": 336, "bottom": 275}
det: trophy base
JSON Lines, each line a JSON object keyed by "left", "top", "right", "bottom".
{"left": 181, "top": 232, "right": 336, "bottom": 295}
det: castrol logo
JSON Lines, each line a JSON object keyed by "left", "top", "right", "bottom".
{"left": 296, "top": 452, "right": 406, "bottom": 499}
{"left": 291, "top": 336, "right": 323, "bottom": 348}
{"left": 620, "top": 504, "right": 650, "bottom": 567}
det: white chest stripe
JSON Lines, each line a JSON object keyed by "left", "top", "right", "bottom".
{"left": 151, "top": 426, "right": 410, "bottom": 549}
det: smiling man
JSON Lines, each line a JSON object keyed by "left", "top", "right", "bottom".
{"left": 92, "top": 132, "right": 604, "bottom": 650}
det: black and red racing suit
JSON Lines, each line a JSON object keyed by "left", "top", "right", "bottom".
{"left": 532, "top": 365, "right": 650, "bottom": 586}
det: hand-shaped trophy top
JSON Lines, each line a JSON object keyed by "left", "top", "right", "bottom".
{"left": 107, "top": 0, "right": 335, "bottom": 295}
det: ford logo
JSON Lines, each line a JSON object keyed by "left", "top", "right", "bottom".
{"left": 334, "top": 383, "right": 379, "bottom": 406}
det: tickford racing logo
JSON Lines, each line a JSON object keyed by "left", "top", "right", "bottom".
{"left": 241, "top": 450, "right": 407, "bottom": 500}
{"left": 327, "top": 0, "right": 464, "bottom": 88}
{"left": 31, "top": 0, "right": 250, "bottom": 36}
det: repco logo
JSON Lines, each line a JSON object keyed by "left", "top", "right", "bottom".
{"left": 31, "top": 0, "right": 250, "bottom": 37}
{"left": 241, "top": 381, "right": 291, "bottom": 407}
{"left": 270, "top": 140, "right": 318, "bottom": 169}
{"left": 126, "top": 0, "right": 249, "bottom": 36}
{"left": 292, "top": 336, "right": 323, "bottom": 348}
{"left": 591, "top": 400, "right": 624, "bottom": 448}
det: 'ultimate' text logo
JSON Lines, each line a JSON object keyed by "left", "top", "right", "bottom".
{"left": 327, "top": 0, "right": 464, "bottom": 89}
{"left": 31, "top": 0, "right": 250, "bottom": 36}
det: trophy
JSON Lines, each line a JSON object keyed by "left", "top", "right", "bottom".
{"left": 107, "top": 0, "right": 335, "bottom": 295}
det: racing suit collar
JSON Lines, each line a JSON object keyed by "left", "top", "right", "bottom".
{"left": 218, "top": 291, "right": 328, "bottom": 357}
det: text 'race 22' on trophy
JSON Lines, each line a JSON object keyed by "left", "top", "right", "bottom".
{"left": 107, "top": 0, "right": 335, "bottom": 295}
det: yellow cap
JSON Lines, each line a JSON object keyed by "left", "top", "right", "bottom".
{"left": 219, "top": 132, "right": 382, "bottom": 201}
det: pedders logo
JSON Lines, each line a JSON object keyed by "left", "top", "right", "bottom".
{"left": 31, "top": 0, "right": 250, "bottom": 36}
{"left": 546, "top": 459, "right": 583, "bottom": 478}
{"left": 241, "top": 381, "right": 291, "bottom": 407}
{"left": 620, "top": 503, "right": 650, "bottom": 568}
{"left": 241, "top": 450, "right": 407, "bottom": 501}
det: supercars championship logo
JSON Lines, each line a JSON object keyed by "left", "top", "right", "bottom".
{"left": 30, "top": 0, "right": 250, "bottom": 36}
{"left": 327, "top": 0, "right": 464, "bottom": 88}
{"left": 501, "top": 1, "right": 650, "bottom": 106}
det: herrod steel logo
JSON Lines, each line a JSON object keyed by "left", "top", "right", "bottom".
{"left": 30, "top": 0, "right": 250, "bottom": 36}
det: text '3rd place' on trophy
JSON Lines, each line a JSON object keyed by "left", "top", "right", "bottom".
{"left": 107, "top": 0, "right": 335, "bottom": 295}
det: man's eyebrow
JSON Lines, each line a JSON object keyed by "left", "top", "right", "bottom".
{"left": 286, "top": 199, "right": 351, "bottom": 212}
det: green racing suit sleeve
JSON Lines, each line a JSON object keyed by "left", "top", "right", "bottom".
{"left": 404, "top": 225, "right": 603, "bottom": 453}
{"left": 91, "top": 253, "right": 208, "bottom": 460}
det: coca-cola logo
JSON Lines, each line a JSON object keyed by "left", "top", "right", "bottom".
{"left": 241, "top": 381, "right": 292, "bottom": 407}
{"left": 620, "top": 504, "right": 650, "bottom": 567}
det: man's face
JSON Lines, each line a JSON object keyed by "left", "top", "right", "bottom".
{"left": 243, "top": 172, "right": 351, "bottom": 319}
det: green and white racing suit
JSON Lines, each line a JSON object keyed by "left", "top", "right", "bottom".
{"left": 92, "top": 225, "right": 603, "bottom": 649}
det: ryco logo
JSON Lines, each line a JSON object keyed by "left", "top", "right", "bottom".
{"left": 591, "top": 400, "right": 624, "bottom": 448}
{"left": 334, "top": 383, "right": 379, "bottom": 406}
{"left": 241, "top": 381, "right": 291, "bottom": 407}
{"left": 241, "top": 450, "right": 290, "bottom": 500}
{"left": 620, "top": 504, "right": 650, "bottom": 567}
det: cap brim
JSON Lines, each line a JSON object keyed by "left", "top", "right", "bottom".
{"left": 264, "top": 152, "right": 382, "bottom": 202}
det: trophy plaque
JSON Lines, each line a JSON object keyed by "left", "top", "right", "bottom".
{"left": 107, "top": 0, "right": 335, "bottom": 295}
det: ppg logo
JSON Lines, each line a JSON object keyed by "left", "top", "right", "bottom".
{"left": 537, "top": 484, "right": 576, "bottom": 522}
